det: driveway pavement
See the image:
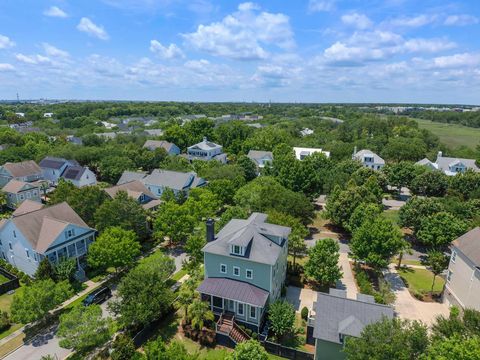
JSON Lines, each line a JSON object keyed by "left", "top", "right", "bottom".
{"left": 285, "top": 286, "right": 317, "bottom": 312}
{"left": 383, "top": 265, "right": 449, "bottom": 326}
{"left": 336, "top": 253, "right": 358, "bottom": 300}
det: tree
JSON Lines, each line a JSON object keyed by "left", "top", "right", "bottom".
{"left": 145, "top": 338, "right": 195, "bottom": 360}
{"left": 153, "top": 201, "right": 196, "bottom": 245}
{"left": 431, "top": 307, "right": 480, "bottom": 341}
{"left": 237, "top": 155, "right": 258, "bottom": 182}
{"left": 34, "top": 258, "right": 55, "bottom": 281}
{"left": 304, "top": 239, "right": 342, "bottom": 286}
{"left": 98, "top": 155, "right": 135, "bottom": 183}
{"left": 87, "top": 227, "right": 141, "bottom": 272}
{"left": 411, "top": 170, "right": 449, "bottom": 197}
{"left": 417, "top": 212, "right": 468, "bottom": 248}
{"left": 383, "top": 162, "right": 418, "bottom": 191}
{"left": 216, "top": 206, "right": 249, "bottom": 231}
{"left": 208, "top": 179, "right": 237, "bottom": 205}
{"left": 94, "top": 191, "right": 148, "bottom": 240}
{"left": 267, "top": 211, "right": 308, "bottom": 268}
{"left": 351, "top": 216, "right": 405, "bottom": 270}
{"left": 111, "top": 334, "right": 136, "bottom": 360}
{"left": 188, "top": 299, "right": 214, "bottom": 330}
{"left": 399, "top": 197, "right": 444, "bottom": 234}
{"left": 227, "top": 339, "right": 269, "bottom": 360}
{"left": 421, "top": 336, "right": 480, "bottom": 360}
{"left": 268, "top": 300, "right": 295, "bottom": 341}
{"left": 11, "top": 279, "right": 73, "bottom": 323}
{"left": 344, "top": 318, "right": 429, "bottom": 360}
{"left": 185, "top": 234, "right": 206, "bottom": 267}
{"left": 425, "top": 250, "right": 449, "bottom": 294}
{"left": 54, "top": 258, "right": 77, "bottom": 282}
{"left": 346, "top": 203, "right": 382, "bottom": 234}
{"left": 57, "top": 305, "right": 113, "bottom": 353}
{"left": 109, "top": 252, "right": 175, "bottom": 327}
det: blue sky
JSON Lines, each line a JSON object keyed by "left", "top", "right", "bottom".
{"left": 1, "top": 0, "right": 480, "bottom": 103}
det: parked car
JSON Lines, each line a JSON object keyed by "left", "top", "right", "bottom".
{"left": 82, "top": 286, "right": 112, "bottom": 306}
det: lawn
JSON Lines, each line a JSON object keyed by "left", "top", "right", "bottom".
{"left": 398, "top": 267, "right": 445, "bottom": 297}
{"left": 0, "top": 274, "right": 10, "bottom": 284}
{"left": 382, "top": 210, "right": 399, "bottom": 225}
{"left": 414, "top": 118, "right": 480, "bottom": 149}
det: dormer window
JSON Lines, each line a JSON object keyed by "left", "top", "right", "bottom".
{"left": 231, "top": 245, "right": 244, "bottom": 256}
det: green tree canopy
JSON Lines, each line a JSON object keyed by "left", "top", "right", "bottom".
{"left": 268, "top": 300, "right": 295, "bottom": 341}
{"left": 399, "top": 197, "right": 444, "bottom": 233}
{"left": 304, "top": 238, "right": 342, "bottom": 286}
{"left": 417, "top": 212, "right": 468, "bottom": 248}
{"left": 227, "top": 339, "right": 269, "bottom": 360}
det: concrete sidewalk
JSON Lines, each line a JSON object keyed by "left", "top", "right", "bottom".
{"left": 336, "top": 252, "right": 358, "bottom": 300}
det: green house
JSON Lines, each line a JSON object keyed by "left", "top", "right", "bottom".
{"left": 197, "top": 213, "right": 290, "bottom": 337}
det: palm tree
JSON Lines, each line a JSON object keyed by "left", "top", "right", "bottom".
{"left": 188, "top": 299, "right": 214, "bottom": 330}
{"left": 178, "top": 287, "right": 194, "bottom": 319}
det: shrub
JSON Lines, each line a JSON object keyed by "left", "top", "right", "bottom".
{"left": 0, "top": 311, "right": 11, "bottom": 332}
{"left": 281, "top": 285, "right": 287, "bottom": 297}
{"left": 301, "top": 306, "right": 309, "bottom": 321}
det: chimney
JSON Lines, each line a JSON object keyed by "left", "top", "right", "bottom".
{"left": 206, "top": 218, "right": 215, "bottom": 242}
{"left": 352, "top": 146, "right": 357, "bottom": 158}
{"left": 437, "top": 151, "right": 443, "bottom": 159}
{"left": 203, "top": 136, "right": 207, "bottom": 142}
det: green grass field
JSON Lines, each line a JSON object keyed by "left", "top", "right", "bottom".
{"left": 398, "top": 267, "right": 445, "bottom": 294}
{"left": 414, "top": 118, "right": 480, "bottom": 149}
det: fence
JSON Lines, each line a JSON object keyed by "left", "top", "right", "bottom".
{"left": 263, "top": 340, "right": 314, "bottom": 360}
{"left": 0, "top": 267, "right": 20, "bottom": 295}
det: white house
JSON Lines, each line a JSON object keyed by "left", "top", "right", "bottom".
{"left": 187, "top": 137, "right": 227, "bottom": 163}
{"left": 300, "top": 128, "right": 314, "bottom": 137}
{"left": 0, "top": 202, "right": 95, "bottom": 278}
{"left": 43, "top": 113, "right": 54, "bottom": 118}
{"left": 293, "top": 147, "right": 330, "bottom": 160}
{"left": 352, "top": 149, "right": 385, "bottom": 170}
{"left": 416, "top": 152, "right": 480, "bottom": 176}
{"left": 14, "top": 113, "right": 25, "bottom": 118}
{"left": 39, "top": 157, "right": 97, "bottom": 187}
{"left": 61, "top": 166, "right": 97, "bottom": 187}
{"left": 444, "top": 227, "right": 480, "bottom": 311}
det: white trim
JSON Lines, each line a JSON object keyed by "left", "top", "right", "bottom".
{"left": 220, "top": 263, "right": 227, "bottom": 274}
{"left": 237, "top": 302, "right": 245, "bottom": 316}
{"left": 250, "top": 305, "right": 257, "bottom": 319}
{"left": 246, "top": 268, "right": 253, "bottom": 279}
{"left": 451, "top": 250, "right": 456, "bottom": 263}
{"left": 233, "top": 266, "right": 240, "bottom": 277}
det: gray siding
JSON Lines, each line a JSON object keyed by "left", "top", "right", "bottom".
{"left": 315, "top": 339, "right": 345, "bottom": 360}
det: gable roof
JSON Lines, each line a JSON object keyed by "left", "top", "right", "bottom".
{"left": 247, "top": 150, "right": 273, "bottom": 165}
{"left": 7, "top": 202, "right": 93, "bottom": 253}
{"left": 61, "top": 166, "right": 86, "bottom": 181}
{"left": 143, "top": 140, "right": 176, "bottom": 152}
{"left": 353, "top": 149, "right": 385, "bottom": 165}
{"left": 2, "top": 160, "right": 41, "bottom": 177}
{"left": 452, "top": 227, "right": 480, "bottom": 267}
{"left": 435, "top": 156, "right": 480, "bottom": 173}
{"left": 105, "top": 180, "right": 157, "bottom": 200}
{"left": 12, "top": 200, "right": 44, "bottom": 217}
{"left": 39, "top": 157, "right": 78, "bottom": 170}
{"left": 313, "top": 292, "right": 394, "bottom": 344}
{"left": 202, "top": 213, "right": 291, "bottom": 265}
{"left": 143, "top": 169, "right": 202, "bottom": 191}
{"left": 2, "top": 179, "right": 38, "bottom": 193}
{"left": 188, "top": 137, "right": 222, "bottom": 151}
{"left": 117, "top": 171, "right": 148, "bottom": 185}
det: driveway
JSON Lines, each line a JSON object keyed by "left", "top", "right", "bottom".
{"left": 285, "top": 287, "right": 317, "bottom": 312}
{"left": 166, "top": 247, "right": 188, "bottom": 273}
{"left": 383, "top": 265, "right": 449, "bottom": 326}
{"left": 336, "top": 253, "right": 358, "bottom": 300}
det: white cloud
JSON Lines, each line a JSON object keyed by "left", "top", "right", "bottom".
{"left": 77, "top": 18, "right": 109, "bottom": 40}
{"left": 424, "top": 53, "right": 480, "bottom": 69}
{"left": 0, "top": 35, "right": 15, "bottom": 49}
{"left": 444, "top": 14, "right": 478, "bottom": 26}
{"left": 183, "top": 2, "right": 294, "bottom": 60}
{"left": 389, "top": 14, "right": 437, "bottom": 27}
{"left": 15, "top": 53, "right": 51, "bottom": 65}
{"left": 42, "top": 43, "right": 70, "bottom": 58}
{"left": 0, "top": 63, "right": 15, "bottom": 72}
{"left": 323, "top": 42, "right": 385, "bottom": 65}
{"left": 308, "top": 0, "right": 335, "bottom": 12}
{"left": 341, "top": 13, "right": 373, "bottom": 30}
{"left": 149, "top": 40, "right": 184, "bottom": 59}
{"left": 402, "top": 38, "right": 455, "bottom": 53}
{"left": 43, "top": 6, "right": 68, "bottom": 18}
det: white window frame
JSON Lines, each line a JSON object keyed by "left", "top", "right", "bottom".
{"left": 233, "top": 266, "right": 240, "bottom": 277}
{"left": 246, "top": 269, "right": 253, "bottom": 279}
{"left": 250, "top": 306, "right": 257, "bottom": 319}
{"left": 237, "top": 302, "right": 244, "bottom": 316}
{"left": 451, "top": 250, "right": 456, "bottom": 263}
{"left": 447, "top": 270, "right": 453, "bottom": 282}
{"left": 220, "top": 263, "right": 227, "bottom": 274}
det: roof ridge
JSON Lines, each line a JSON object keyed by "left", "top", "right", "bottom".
{"left": 12, "top": 201, "right": 68, "bottom": 218}
{"left": 318, "top": 292, "right": 393, "bottom": 309}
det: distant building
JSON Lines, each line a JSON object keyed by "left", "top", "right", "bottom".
{"left": 444, "top": 227, "right": 480, "bottom": 311}
{"left": 2, "top": 180, "right": 41, "bottom": 209}
{"left": 307, "top": 289, "right": 394, "bottom": 360}
{"left": 293, "top": 147, "right": 330, "bottom": 160}
{"left": 14, "top": 113, "right": 25, "bottom": 118}
{"left": 143, "top": 140, "right": 180, "bottom": 155}
{"left": 104, "top": 180, "right": 161, "bottom": 211}
{"left": 247, "top": 150, "right": 273, "bottom": 169}
{"left": 0, "top": 160, "right": 42, "bottom": 187}
{"left": 143, "top": 129, "right": 164, "bottom": 137}
{"left": 39, "top": 157, "right": 96, "bottom": 187}
{"left": 43, "top": 113, "right": 54, "bottom": 118}
{"left": 416, "top": 151, "right": 480, "bottom": 176}
{"left": 117, "top": 169, "right": 206, "bottom": 197}
{"left": 0, "top": 202, "right": 95, "bottom": 278}
{"left": 187, "top": 137, "right": 227, "bottom": 163}
{"left": 66, "top": 135, "right": 83, "bottom": 146}
{"left": 300, "top": 128, "right": 314, "bottom": 137}
{"left": 62, "top": 165, "right": 97, "bottom": 188}
{"left": 352, "top": 149, "right": 385, "bottom": 170}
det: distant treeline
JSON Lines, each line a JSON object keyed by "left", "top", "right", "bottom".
{"left": 405, "top": 110, "right": 480, "bottom": 128}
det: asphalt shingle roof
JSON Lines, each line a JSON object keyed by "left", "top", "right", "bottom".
{"left": 2, "top": 160, "right": 41, "bottom": 177}
{"left": 353, "top": 149, "right": 385, "bottom": 165}
{"left": 453, "top": 227, "right": 480, "bottom": 267}
{"left": 247, "top": 150, "right": 273, "bottom": 165}
{"left": 143, "top": 140, "right": 175, "bottom": 152}
{"left": 197, "top": 277, "right": 269, "bottom": 307}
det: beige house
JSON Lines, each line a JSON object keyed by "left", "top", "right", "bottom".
{"left": 2, "top": 180, "right": 41, "bottom": 209}
{"left": 444, "top": 227, "right": 480, "bottom": 311}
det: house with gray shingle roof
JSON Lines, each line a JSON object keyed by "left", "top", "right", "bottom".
{"left": 352, "top": 149, "right": 385, "bottom": 170}
{"left": 0, "top": 160, "right": 42, "bottom": 187}
{"left": 197, "top": 213, "right": 291, "bottom": 335}
{"left": 416, "top": 151, "right": 480, "bottom": 176}
{"left": 143, "top": 140, "right": 180, "bottom": 155}
{"left": 116, "top": 169, "right": 205, "bottom": 197}
{"left": 444, "top": 227, "right": 480, "bottom": 311}
{"left": 39, "top": 157, "right": 96, "bottom": 187}
{"left": 187, "top": 137, "right": 227, "bottom": 164}
{"left": 247, "top": 150, "right": 273, "bottom": 169}
{"left": 104, "top": 180, "right": 162, "bottom": 211}
{"left": 0, "top": 202, "right": 95, "bottom": 278}
{"left": 308, "top": 289, "right": 394, "bottom": 360}
{"left": 2, "top": 180, "right": 41, "bottom": 209}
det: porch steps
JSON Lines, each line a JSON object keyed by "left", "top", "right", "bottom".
{"left": 216, "top": 314, "right": 250, "bottom": 344}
